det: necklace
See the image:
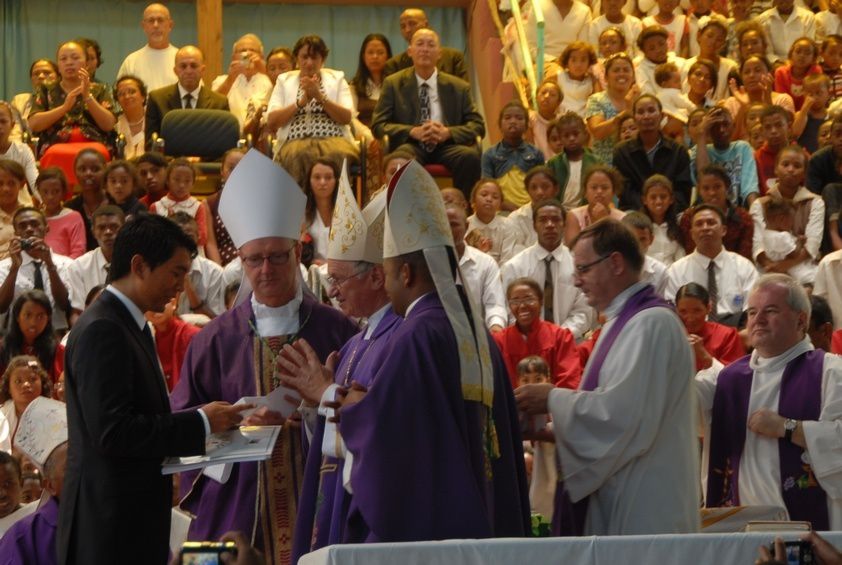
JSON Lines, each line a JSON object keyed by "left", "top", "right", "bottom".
{"left": 128, "top": 117, "right": 144, "bottom": 127}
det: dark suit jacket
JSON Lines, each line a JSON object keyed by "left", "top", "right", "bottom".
{"left": 57, "top": 290, "right": 206, "bottom": 565}
{"left": 371, "top": 68, "right": 485, "bottom": 150}
{"left": 144, "top": 83, "right": 230, "bottom": 145}
{"left": 383, "top": 47, "right": 468, "bottom": 81}
{"left": 612, "top": 135, "right": 693, "bottom": 213}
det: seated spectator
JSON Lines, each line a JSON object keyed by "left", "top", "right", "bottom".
{"left": 808, "top": 294, "right": 837, "bottom": 352}
{"left": 145, "top": 295, "right": 200, "bottom": 391}
{"left": 103, "top": 160, "right": 147, "bottom": 220}
{"left": 506, "top": 166, "right": 558, "bottom": 256}
{"left": 680, "top": 164, "right": 754, "bottom": 259}
{"left": 64, "top": 148, "right": 106, "bottom": 251}
{"left": 529, "top": 81, "right": 566, "bottom": 163}
{"left": 751, "top": 146, "right": 824, "bottom": 284}
{"left": 641, "top": 174, "right": 686, "bottom": 266}
{"left": 0, "top": 160, "right": 26, "bottom": 259}
{"left": 776, "top": 37, "right": 823, "bottom": 112}
{"left": 501, "top": 199, "right": 594, "bottom": 339}
{"left": 0, "top": 293, "right": 64, "bottom": 382}
{"left": 440, "top": 187, "right": 467, "bottom": 211}
{"left": 135, "top": 151, "right": 168, "bottom": 207}
{"left": 204, "top": 148, "right": 245, "bottom": 266}
{"left": 642, "top": 0, "right": 691, "bottom": 58}
{"left": 493, "top": 277, "right": 581, "bottom": 389}
{"left": 666, "top": 204, "right": 758, "bottom": 327}
{"left": 467, "top": 179, "right": 516, "bottom": 264}
{"left": 585, "top": 53, "right": 637, "bottom": 166}
{"left": 565, "top": 165, "right": 626, "bottom": 245}
{"left": 554, "top": 42, "right": 598, "bottom": 117}
{"left": 588, "top": 0, "right": 642, "bottom": 59}
{"left": 721, "top": 56, "right": 795, "bottom": 141}
{"left": 371, "top": 28, "right": 484, "bottom": 199}
{"left": 446, "top": 205, "right": 506, "bottom": 332}
{"left": 795, "top": 74, "right": 832, "bottom": 153}
{"left": 0, "top": 208, "right": 72, "bottom": 333}
{"left": 815, "top": 243, "right": 842, "bottom": 328}
{"left": 0, "top": 452, "right": 22, "bottom": 517}
{"left": 112, "top": 75, "right": 147, "bottom": 160}
{"left": 686, "top": 107, "right": 707, "bottom": 149}
{"left": 686, "top": 15, "right": 737, "bottom": 103}
{"left": 144, "top": 45, "right": 230, "bottom": 146}
{"left": 302, "top": 158, "right": 339, "bottom": 264}
{"left": 760, "top": 197, "right": 818, "bottom": 284}
{"left": 212, "top": 34, "right": 273, "bottom": 131}
{"left": 809, "top": 115, "right": 842, "bottom": 194}
{"left": 820, "top": 35, "right": 842, "bottom": 104}
{"left": 66, "top": 206, "right": 124, "bottom": 320}
{"left": 547, "top": 113, "right": 600, "bottom": 208}
{"left": 0, "top": 103, "right": 38, "bottom": 198}
{"left": 19, "top": 473, "right": 42, "bottom": 505}
{"left": 169, "top": 212, "right": 225, "bottom": 323}
{"left": 37, "top": 169, "right": 85, "bottom": 259}
{"left": 621, "top": 211, "right": 669, "bottom": 295}
{"left": 819, "top": 119, "right": 834, "bottom": 151}
{"left": 675, "top": 282, "right": 745, "bottom": 372}
{"left": 634, "top": 25, "right": 687, "bottom": 96}
{"left": 349, "top": 34, "right": 393, "bottom": 133}
{"left": 691, "top": 106, "right": 759, "bottom": 206}
{"left": 755, "top": 105, "right": 798, "bottom": 199}
{"left": 28, "top": 41, "right": 117, "bottom": 159}
{"left": 267, "top": 35, "right": 358, "bottom": 187}
{"left": 734, "top": 20, "right": 769, "bottom": 64}
{"left": 591, "top": 28, "right": 628, "bottom": 90}
{"left": 74, "top": 37, "right": 104, "bottom": 86}
{"left": 149, "top": 158, "right": 207, "bottom": 249}
{"left": 613, "top": 94, "right": 692, "bottom": 212}
{"left": 383, "top": 8, "right": 467, "bottom": 80}
{"left": 10, "top": 59, "right": 58, "bottom": 142}
{"left": 116, "top": 3, "right": 178, "bottom": 92}
{"left": 756, "top": 0, "right": 817, "bottom": 65}
{"left": 683, "top": 59, "right": 718, "bottom": 114}
{"left": 0, "top": 357, "right": 53, "bottom": 445}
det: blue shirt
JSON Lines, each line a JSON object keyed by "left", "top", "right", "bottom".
{"left": 481, "top": 139, "right": 544, "bottom": 179}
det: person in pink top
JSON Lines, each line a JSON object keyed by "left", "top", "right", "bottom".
{"left": 36, "top": 168, "right": 85, "bottom": 259}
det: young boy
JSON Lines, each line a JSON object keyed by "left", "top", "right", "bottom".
{"left": 755, "top": 105, "right": 796, "bottom": 199}
{"left": 545, "top": 113, "right": 601, "bottom": 208}
{"left": 796, "top": 73, "right": 832, "bottom": 153}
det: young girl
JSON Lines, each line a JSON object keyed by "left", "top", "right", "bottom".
{"left": 641, "top": 174, "right": 685, "bottom": 265}
{"left": 592, "top": 27, "right": 629, "bottom": 89}
{"left": 565, "top": 165, "right": 626, "bottom": 244}
{"left": 0, "top": 102, "right": 37, "bottom": 203}
{"left": 642, "top": 0, "right": 690, "bottom": 58}
{"left": 0, "top": 291, "right": 63, "bottom": 382}
{"left": 303, "top": 158, "right": 339, "bottom": 263}
{"left": 467, "top": 179, "right": 517, "bottom": 264}
{"left": 37, "top": 168, "right": 86, "bottom": 259}
{"left": 556, "top": 42, "right": 599, "bottom": 117}
{"left": 0, "top": 356, "right": 53, "bottom": 446}
{"left": 528, "top": 81, "right": 565, "bottom": 160}
{"left": 547, "top": 113, "right": 601, "bottom": 209}
{"left": 65, "top": 148, "right": 106, "bottom": 251}
{"left": 150, "top": 158, "right": 207, "bottom": 249}
{"left": 774, "top": 37, "right": 823, "bottom": 112}
{"left": 0, "top": 160, "right": 25, "bottom": 259}
{"left": 103, "top": 160, "right": 147, "bottom": 220}
{"left": 544, "top": 120, "right": 565, "bottom": 157}
{"left": 505, "top": 166, "right": 559, "bottom": 256}
{"left": 589, "top": 0, "right": 642, "bottom": 59}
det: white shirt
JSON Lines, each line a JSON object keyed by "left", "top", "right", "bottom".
{"left": 177, "top": 84, "right": 202, "bottom": 109}
{"left": 757, "top": 6, "right": 817, "bottom": 63}
{"left": 648, "top": 221, "right": 685, "bottom": 266}
{"left": 589, "top": 15, "right": 643, "bottom": 58}
{"left": 665, "top": 249, "right": 759, "bottom": 316}
{"left": 525, "top": 0, "right": 591, "bottom": 59}
{"left": 505, "top": 203, "right": 537, "bottom": 258}
{"left": 685, "top": 55, "right": 739, "bottom": 103}
{"left": 556, "top": 69, "right": 592, "bottom": 117}
{"left": 415, "top": 69, "right": 443, "bottom": 123}
{"left": 657, "top": 87, "right": 698, "bottom": 123}
{"left": 817, "top": 10, "right": 842, "bottom": 42}
{"left": 501, "top": 243, "right": 595, "bottom": 339}
{"left": 458, "top": 245, "right": 507, "bottom": 330}
{"left": 635, "top": 53, "right": 688, "bottom": 96}
{"left": 177, "top": 256, "right": 225, "bottom": 317}
{"left": 0, "top": 142, "right": 38, "bottom": 196}
{"left": 250, "top": 285, "right": 302, "bottom": 336}
{"left": 813, "top": 250, "right": 842, "bottom": 328}
{"left": 67, "top": 248, "right": 110, "bottom": 311}
{"left": 211, "top": 72, "right": 273, "bottom": 130}
{"left": 466, "top": 213, "right": 517, "bottom": 264}
{"left": 308, "top": 213, "right": 331, "bottom": 262}
{"left": 642, "top": 255, "right": 668, "bottom": 297}
{"left": 548, "top": 281, "right": 699, "bottom": 534}
{"left": 749, "top": 186, "right": 825, "bottom": 262}
{"left": 696, "top": 338, "right": 842, "bottom": 529}
{"left": 116, "top": 44, "right": 179, "bottom": 92}
{"left": 0, "top": 251, "right": 73, "bottom": 330}
{"left": 114, "top": 114, "right": 145, "bottom": 161}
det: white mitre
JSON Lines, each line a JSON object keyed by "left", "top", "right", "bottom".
{"left": 327, "top": 160, "right": 387, "bottom": 264}
{"left": 14, "top": 396, "right": 67, "bottom": 472}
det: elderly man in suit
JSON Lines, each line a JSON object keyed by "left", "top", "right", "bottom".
{"left": 372, "top": 28, "right": 484, "bottom": 197}
{"left": 144, "top": 45, "right": 230, "bottom": 145}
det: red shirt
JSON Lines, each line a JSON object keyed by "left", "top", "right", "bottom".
{"left": 494, "top": 319, "right": 582, "bottom": 389}
{"left": 831, "top": 330, "right": 842, "bottom": 354}
{"left": 696, "top": 320, "right": 745, "bottom": 371}
{"left": 154, "top": 318, "right": 201, "bottom": 391}
{"left": 774, "top": 64, "right": 823, "bottom": 111}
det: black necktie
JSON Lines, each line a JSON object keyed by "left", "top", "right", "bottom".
{"left": 543, "top": 256, "right": 554, "bottom": 323}
{"left": 707, "top": 260, "right": 719, "bottom": 318}
{"left": 419, "top": 83, "right": 435, "bottom": 152}
{"left": 183, "top": 93, "right": 193, "bottom": 109}
{"left": 32, "top": 261, "right": 44, "bottom": 291}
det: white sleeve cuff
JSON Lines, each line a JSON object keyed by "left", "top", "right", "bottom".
{"left": 197, "top": 408, "right": 211, "bottom": 436}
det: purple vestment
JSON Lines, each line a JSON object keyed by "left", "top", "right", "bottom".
{"left": 292, "top": 307, "right": 403, "bottom": 563}
{"left": 338, "top": 293, "right": 530, "bottom": 543}
{"left": 706, "top": 349, "right": 829, "bottom": 530}
{"left": 0, "top": 496, "right": 58, "bottom": 565}
{"left": 170, "top": 294, "right": 358, "bottom": 547}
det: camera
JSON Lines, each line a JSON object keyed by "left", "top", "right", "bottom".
{"left": 768, "top": 540, "right": 815, "bottom": 565}
{"left": 19, "top": 239, "right": 32, "bottom": 251}
{"left": 180, "top": 541, "right": 237, "bottom": 564}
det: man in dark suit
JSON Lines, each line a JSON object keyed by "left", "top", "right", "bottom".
{"left": 372, "top": 28, "right": 484, "bottom": 197}
{"left": 383, "top": 8, "right": 468, "bottom": 81}
{"left": 144, "top": 45, "right": 230, "bottom": 145}
{"left": 57, "top": 214, "right": 248, "bottom": 565}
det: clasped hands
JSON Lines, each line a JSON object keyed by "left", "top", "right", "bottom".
{"left": 410, "top": 120, "right": 451, "bottom": 146}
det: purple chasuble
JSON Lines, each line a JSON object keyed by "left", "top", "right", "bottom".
{"left": 338, "top": 293, "right": 530, "bottom": 543}
{"left": 706, "top": 348, "right": 829, "bottom": 530}
{"left": 292, "top": 308, "right": 403, "bottom": 563}
{"left": 0, "top": 496, "right": 59, "bottom": 565}
{"left": 170, "top": 294, "right": 358, "bottom": 550}
{"left": 554, "top": 284, "right": 671, "bottom": 536}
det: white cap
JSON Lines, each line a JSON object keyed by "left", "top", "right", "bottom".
{"left": 219, "top": 149, "right": 306, "bottom": 248}
{"left": 327, "top": 160, "right": 387, "bottom": 264}
{"left": 14, "top": 397, "right": 67, "bottom": 471}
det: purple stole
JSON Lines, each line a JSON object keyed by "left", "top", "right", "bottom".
{"left": 705, "top": 349, "right": 829, "bottom": 530}
{"left": 553, "top": 284, "right": 670, "bottom": 535}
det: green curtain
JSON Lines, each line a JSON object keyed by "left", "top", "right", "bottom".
{"left": 2, "top": 0, "right": 467, "bottom": 101}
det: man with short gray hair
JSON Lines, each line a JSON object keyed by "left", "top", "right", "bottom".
{"left": 699, "top": 273, "right": 842, "bottom": 529}
{"left": 212, "top": 34, "right": 273, "bottom": 130}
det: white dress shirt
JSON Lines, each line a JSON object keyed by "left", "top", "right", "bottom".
{"left": 642, "top": 255, "right": 668, "bottom": 297}
{"left": 177, "top": 256, "right": 225, "bottom": 317}
{"left": 505, "top": 203, "right": 537, "bottom": 258}
{"left": 665, "top": 249, "right": 759, "bottom": 316}
{"left": 458, "top": 245, "right": 507, "bottom": 330}
{"left": 813, "top": 250, "right": 842, "bottom": 329}
{"left": 467, "top": 213, "right": 517, "bottom": 264}
{"left": 757, "top": 6, "right": 817, "bottom": 63}
{"left": 177, "top": 84, "right": 202, "bottom": 109}
{"left": 0, "top": 251, "right": 73, "bottom": 330}
{"left": 211, "top": 72, "right": 273, "bottom": 129}
{"left": 67, "top": 248, "right": 110, "bottom": 311}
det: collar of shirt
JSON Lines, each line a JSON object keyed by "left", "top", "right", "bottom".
{"left": 691, "top": 248, "right": 726, "bottom": 269}
{"left": 251, "top": 284, "right": 303, "bottom": 336}
{"left": 603, "top": 280, "right": 649, "bottom": 320}
{"left": 750, "top": 336, "right": 813, "bottom": 373}
{"left": 105, "top": 285, "right": 147, "bottom": 331}
{"left": 535, "top": 243, "right": 567, "bottom": 262}
{"left": 765, "top": 183, "right": 816, "bottom": 203}
{"left": 177, "top": 83, "right": 202, "bottom": 102}
{"left": 415, "top": 68, "right": 439, "bottom": 89}
{"left": 363, "top": 302, "right": 392, "bottom": 340}
{"left": 405, "top": 291, "right": 433, "bottom": 318}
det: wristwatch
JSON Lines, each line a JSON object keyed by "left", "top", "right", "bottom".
{"left": 784, "top": 418, "right": 798, "bottom": 442}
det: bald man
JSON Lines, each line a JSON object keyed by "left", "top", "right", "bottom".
{"left": 144, "top": 45, "right": 230, "bottom": 145}
{"left": 116, "top": 3, "right": 179, "bottom": 91}
{"left": 383, "top": 8, "right": 468, "bottom": 80}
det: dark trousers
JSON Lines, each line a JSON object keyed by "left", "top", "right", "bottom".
{"left": 396, "top": 142, "right": 481, "bottom": 197}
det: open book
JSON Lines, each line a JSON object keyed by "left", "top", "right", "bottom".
{"left": 161, "top": 426, "right": 281, "bottom": 475}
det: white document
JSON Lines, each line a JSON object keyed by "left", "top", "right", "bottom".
{"left": 236, "top": 383, "right": 302, "bottom": 419}
{"left": 161, "top": 426, "right": 281, "bottom": 475}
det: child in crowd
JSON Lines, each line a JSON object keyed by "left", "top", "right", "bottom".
{"left": 65, "top": 148, "right": 106, "bottom": 251}
{"left": 635, "top": 25, "right": 687, "bottom": 96}
{"left": 654, "top": 62, "right": 697, "bottom": 124}
{"left": 545, "top": 120, "right": 565, "bottom": 156}
{"left": 546, "top": 113, "right": 600, "bottom": 209}
{"left": 37, "top": 168, "right": 85, "bottom": 259}
{"left": 467, "top": 179, "right": 516, "bottom": 264}
{"left": 589, "top": 0, "right": 642, "bottom": 60}
{"left": 642, "top": 0, "right": 690, "bottom": 58}
{"left": 145, "top": 295, "right": 201, "bottom": 392}
{"left": 555, "top": 42, "right": 599, "bottom": 116}
{"left": 0, "top": 291, "right": 64, "bottom": 382}
{"left": 641, "top": 174, "right": 685, "bottom": 265}
{"left": 506, "top": 166, "right": 559, "bottom": 255}
{"left": 0, "top": 102, "right": 37, "bottom": 201}
{"left": 149, "top": 158, "right": 207, "bottom": 249}
{"left": 440, "top": 188, "right": 469, "bottom": 212}
{"left": 686, "top": 108, "right": 707, "bottom": 148}
{"left": 818, "top": 120, "right": 834, "bottom": 150}
{"left": 481, "top": 101, "right": 545, "bottom": 211}
{"left": 749, "top": 123, "right": 766, "bottom": 150}
{"left": 755, "top": 106, "right": 796, "bottom": 197}
{"left": 103, "top": 160, "right": 147, "bottom": 220}
{"left": 617, "top": 113, "right": 638, "bottom": 142}
{"left": 775, "top": 37, "right": 823, "bottom": 111}
{"left": 0, "top": 160, "right": 25, "bottom": 259}
{"left": 0, "top": 452, "right": 22, "bottom": 517}
{"left": 528, "top": 81, "right": 565, "bottom": 160}
{"left": 820, "top": 35, "right": 842, "bottom": 104}
{"left": 565, "top": 164, "right": 626, "bottom": 245}
{"left": 621, "top": 211, "right": 668, "bottom": 295}
{"left": 592, "top": 27, "right": 630, "bottom": 89}
{"left": 760, "top": 198, "right": 817, "bottom": 284}
{"left": 795, "top": 74, "right": 832, "bottom": 153}
{"left": 744, "top": 102, "right": 767, "bottom": 142}
{"left": 19, "top": 471, "right": 42, "bottom": 504}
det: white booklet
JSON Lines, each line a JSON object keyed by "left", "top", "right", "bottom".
{"left": 161, "top": 425, "right": 281, "bottom": 475}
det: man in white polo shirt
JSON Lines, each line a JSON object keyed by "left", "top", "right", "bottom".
{"left": 116, "top": 3, "right": 179, "bottom": 92}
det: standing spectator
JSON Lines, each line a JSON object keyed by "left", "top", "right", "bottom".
{"left": 212, "top": 34, "right": 273, "bottom": 131}
{"left": 116, "top": 2, "right": 179, "bottom": 92}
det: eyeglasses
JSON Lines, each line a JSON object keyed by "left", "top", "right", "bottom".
{"left": 508, "top": 298, "right": 540, "bottom": 307}
{"left": 574, "top": 254, "right": 611, "bottom": 274}
{"left": 326, "top": 264, "right": 372, "bottom": 288}
{"left": 242, "top": 248, "right": 294, "bottom": 269}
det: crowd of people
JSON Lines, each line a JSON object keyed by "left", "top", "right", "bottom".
{"left": 2, "top": 0, "right": 842, "bottom": 563}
